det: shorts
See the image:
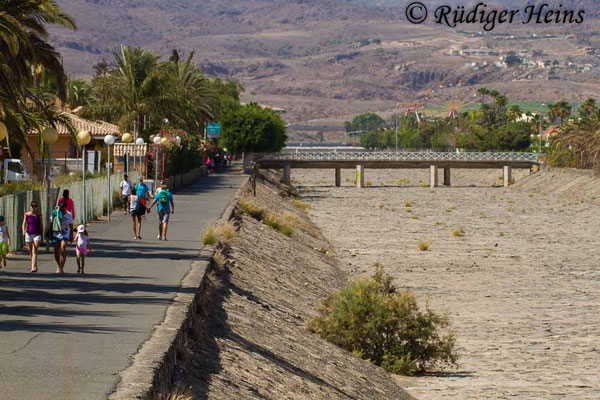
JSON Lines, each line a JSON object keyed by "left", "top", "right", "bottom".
{"left": 52, "top": 235, "right": 67, "bottom": 245}
{"left": 25, "top": 233, "right": 42, "bottom": 243}
{"left": 130, "top": 208, "right": 144, "bottom": 217}
{"left": 0, "top": 242, "right": 7, "bottom": 255}
{"left": 158, "top": 210, "right": 170, "bottom": 224}
{"left": 76, "top": 246, "right": 88, "bottom": 256}
{"left": 121, "top": 194, "right": 129, "bottom": 203}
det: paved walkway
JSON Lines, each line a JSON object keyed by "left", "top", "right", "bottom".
{"left": 0, "top": 170, "right": 244, "bottom": 400}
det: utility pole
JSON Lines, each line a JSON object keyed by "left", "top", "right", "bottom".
{"left": 395, "top": 113, "right": 399, "bottom": 152}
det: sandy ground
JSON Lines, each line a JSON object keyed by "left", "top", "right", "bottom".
{"left": 294, "top": 168, "right": 600, "bottom": 400}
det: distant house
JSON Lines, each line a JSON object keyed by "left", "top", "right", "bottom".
{"left": 24, "top": 111, "right": 120, "bottom": 177}
{"left": 542, "top": 126, "right": 561, "bottom": 141}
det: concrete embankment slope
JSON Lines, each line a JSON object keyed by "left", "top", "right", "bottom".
{"left": 174, "top": 171, "right": 415, "bottom": 399}
{"left": 512, "top": 166, "right": 600, "bottom": 200}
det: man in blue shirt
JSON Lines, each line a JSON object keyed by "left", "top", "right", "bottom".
{"left": 148, "top": 184, "right": 175, "bottom": 241}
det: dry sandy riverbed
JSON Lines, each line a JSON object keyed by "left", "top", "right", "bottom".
{"left": 293, "top": 168, "right": 600, "bottom": 400}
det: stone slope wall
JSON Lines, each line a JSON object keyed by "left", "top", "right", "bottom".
{"left": 174, "top": 171, "right": 415, "bottom": 399}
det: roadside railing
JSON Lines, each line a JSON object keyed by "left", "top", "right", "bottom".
{"left": 256, "top": 151, "right": 539, "bottom": 163}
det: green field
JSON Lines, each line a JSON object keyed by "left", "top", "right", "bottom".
{"left": 423, "top": 101, "right": 551, "bottom": 117}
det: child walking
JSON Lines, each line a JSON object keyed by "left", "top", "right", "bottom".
{"left": 0, "top": 216, "right": 10, "bottom": 268}
{"left": 73, "top": 225, "right": 92, "bottom": 274}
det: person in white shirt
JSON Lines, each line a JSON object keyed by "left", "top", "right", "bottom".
{"left": 120, "top": 174, "right": 132, "bottom": 214}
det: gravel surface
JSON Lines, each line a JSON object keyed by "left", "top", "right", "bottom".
{"left": 296, "top": 168, "right": 600, "bottom": 400}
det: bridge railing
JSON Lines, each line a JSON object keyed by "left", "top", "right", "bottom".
{"left": 256, "top": 151, "right": 539, "bottom": 162}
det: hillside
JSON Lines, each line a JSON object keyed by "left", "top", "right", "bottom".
{"left": 52, "top": 0, "right": 600, "bottom": 125}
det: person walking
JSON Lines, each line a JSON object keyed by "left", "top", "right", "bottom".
{"left": 148, "top": 184, "right": 174, "bottom": 241}
{"left": 57, "top": 189, "right": 75, "bottom": 220}
{"left": 120, "top": 174, "right": 132, "bottom": 214}
{"left": 22, "top": 201, "right": 43, "bottom": 273}
{"left": 134, "top": 177, "right": 152, "bottom": 221}
{"left": 73, "top": 225, "right": 92, "bottom": 274}
{"left": 0, "top": 216, "right": 10, "bottom": 268}
{"left": 128, "top": 191, "right": 146, "bottom": 240}
{"left": 50, "top": 201, "right": 73, "bottom": 274}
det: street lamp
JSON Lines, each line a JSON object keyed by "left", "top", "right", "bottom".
{"left": 42, "top": 127, "right": 58, "bottom": 252}
{"left": 121, "top": 132, "right": 133, "bottom": 175}
{"left": 136, "top": 137, "right": 145, "bottom": 177}
{"left": 104, "top": 134, "right": 116, "bottom": 221}
{"left": 153, "top": 135, "right": 161, "bottom": 190}
{"left": 78, "top": 130, "right": 91, "bottom": 225}
{"left": 539, "top": 104, "right": 546, "bottom": 154}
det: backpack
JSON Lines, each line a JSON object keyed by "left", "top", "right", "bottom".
{"left": 158, "top": 190, "right": 169, "bottom": 206}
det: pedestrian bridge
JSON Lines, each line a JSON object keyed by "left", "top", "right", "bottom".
{"left": 255, "top": 151, "right": 540, "bottom": 187}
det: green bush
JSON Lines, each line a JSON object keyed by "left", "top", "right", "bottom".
{"left": 280, "top": 224, "right": 293, "bottom": 236}
{"left": 309, "top": 266, "right": 458, "bottom": 375}
{"left": 0, "top": 181, "right": 42, "bottom": 197}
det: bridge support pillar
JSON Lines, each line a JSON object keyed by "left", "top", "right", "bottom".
{"left": 356, "top": 165, "right": 364, "bottom": 188}
{"left": 283, "top": 163, "right": 291, "bottom": 185}
{"left": 443, "top": 167, "right": 451, "bottom": 186}
{"left": 335, "top": 167, "right": 341, "bottom": 187}
{"left": 430, "top": 165, "right": 438, "bottom": 188}
{"left": 503, "top": 165, "right": 512, "bottom": 187}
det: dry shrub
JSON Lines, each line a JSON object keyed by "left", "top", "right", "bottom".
{"left": 216, "top": 220, "right": 236, "bottom": 242}
{"left": 263, "top": 213, "right": 281, "bottom": 229}
{"left": 404, "top": 200, "right": 412, "bottom": 207}
{"left": 158, "top": 388, "right": 193, "bottom": 400}
{"left": 366, "top": 180, "right": 373, "bottom": 187}
{"left": 379, "top": 203, "right": 385, "bottom": 209}
{"left": 202, "top": 225, "right": 218, "bottom": 246}
{"left": 293, "top": 199, "right": 312, "bottom": 211}
{"left": 418, "top": 241, "right": 430, "bottom": 251}
{"left": 239, "top": 198, "right": 266, "bottom": 220}
{"left": 452, "top": 228, "right": 465, "bottom": 237}
{"left": 280, "top": 225, "right": 294, "bottom": 236}
{"left": 282, "top": 211, "right": 299, "bottom": 227}
{"left": 309, "top": 266, "right": 458, "bottom": 376}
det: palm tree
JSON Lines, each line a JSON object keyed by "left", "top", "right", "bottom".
{"left": 579, "top": 98, "right": 597, "bottom": 119}
{"left": 548, "top": 101, "right": 572, "bottom": 124}
{"left": 0, "top": 0, "right": 76, "bottom": 101}
{"left": 0, "top": 0, "right": 76, "bottom": 154}
{"left": 507, "top": 105, "right": 522, "bottom": 122}
{"left": 85, "top": 45, "right": 160, "bottom": 131}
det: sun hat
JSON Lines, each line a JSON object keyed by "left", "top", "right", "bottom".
{"left": 77, "top": 224, "right": 85, "bottom": 233}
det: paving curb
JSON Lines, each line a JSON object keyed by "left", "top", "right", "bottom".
{"left": 108, "top": 176, "right": 249, "bottom": 400}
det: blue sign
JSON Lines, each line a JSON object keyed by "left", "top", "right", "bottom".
{"left": 207, "top": 122, "right": 221, "bottom": 139}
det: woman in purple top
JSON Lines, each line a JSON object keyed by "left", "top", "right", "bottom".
{"left": 21, "top": 201, "right": 43, "bottom": 273}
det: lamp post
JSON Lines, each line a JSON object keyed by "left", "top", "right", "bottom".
{"left": 42, "top": 127, "right": 58, "bottom": 252}
{"left": 121, "top": 132, "right": 133, "bottom": 175}
{"left": 0, "top": 122, "right": 7, "bottom": 181}
{"left": 539, "top": 104, "right": 546, "bottom": 155}
{"left": 133, "top": 119, "right": 139, "bottom": 173}
{"left": 78, "top": 130, "right": 91, "bottom": 225}
{"left": 153, "top": 135, "right": 161, "bottom": 190}
{"left": 160, "top": 136, "right": 168, "bottom": 180}
{"left": 104, "top": 134, "right": 115, "bottom": 221}
{"left": 135, "top": 137, "right": 145, "bottom": 177}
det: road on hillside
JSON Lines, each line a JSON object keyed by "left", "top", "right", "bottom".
{"left": 0, "top": 170, "right": 244, "bottom": 400}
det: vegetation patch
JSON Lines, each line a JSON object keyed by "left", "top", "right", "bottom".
{"left": 293, "top": 199, "right": 312, "bottom": 211}
{"left": 239, "top": 197, "right": 266, "bottom": 220}
{"left": 280, "top": 224, "right": 294, "bottom": 236}
{"left": 202, "top": 224, "right": 218, "bottom": 246}
{"left": 452, "top": 228, "right": 466, "bottom": 237}
{"left": 418, "top": 240, "right": 431, "bottom": 251}
{"left": 309, "top": 266, "right": 458, "bottom": 376}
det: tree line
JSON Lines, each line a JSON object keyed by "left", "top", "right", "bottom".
{"left": 0, "top": 0, "right": 287, "bottom": 173}
{"left": 351, "top": 88, "right": 592, "bottom": 158}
